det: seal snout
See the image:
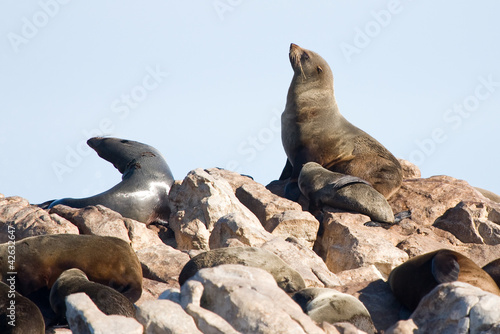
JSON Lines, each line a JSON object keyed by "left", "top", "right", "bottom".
{"left": 289, "top": 43, "right": 303, "bottom": 70}
{"left": 87, "top": 137, "right": 104, "bottom": 149}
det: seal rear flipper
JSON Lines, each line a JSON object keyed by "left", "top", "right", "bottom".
{"left": 284, "top": 180, "right": 302, "bottom": 201}
{"left": 431, "top": 250, "right": 460, "bottom": 283}
{"left": 37, "top": 200, "right": 55, "bottom": 209}
{"left": 279, "top": 159, "right": 293, "bottom": 180}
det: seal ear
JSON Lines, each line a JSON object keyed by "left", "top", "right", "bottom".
{"left": 431, "top": 250, "right": 460, "bottom": 283}
{"left": 317, "top": 66, "right": 323, "bottom": 74}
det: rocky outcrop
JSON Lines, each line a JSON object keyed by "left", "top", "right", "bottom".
{"left": 2, "top": 160, "right": 500, "bottom": 333}
{"left": 0, "top": 196, "right": 78, "bottom": 242}
{"left": 387, "top": 282, "right": 500, "bottom": 333}
{"left": 65, "top": 293, "right": 143, "bottom": 334}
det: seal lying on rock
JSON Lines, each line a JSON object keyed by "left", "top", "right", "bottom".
{"left": 292, "top": 287, "right": 376, "bottom": 334}
{"left": 0, "top": 281, "right": 45, "bottom": 334}
{"left": 179, "top": 247, "right": 305, "bottom": 293}
{"left": 388, "top": 249, "right": 500, "bottom": 311}
{"left": 482, "top": 258, "right": 500, "bottom": 288}
{"left": 280, "top": 43, "right": 402, "bottom": 202}
{"left": 298, "top": 162, "right": 394, "bottom": 223}
{"left": 44, "top": 137, "right": 174, "bottom": 224}
{"left": 0, "top": 234, "right": 143, "bottom": 303}
{"left": 50, "top": 268, "right": 136, "bottom": 321}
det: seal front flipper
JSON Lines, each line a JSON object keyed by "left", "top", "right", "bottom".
{"left": 431, "top": 250, "right": 460, "bottom": 283}
{"left": 298, "top": 162, "right": 394, "bottom": 223}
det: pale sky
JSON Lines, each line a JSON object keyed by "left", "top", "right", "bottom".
{"left": 1, "top": 1, "right": 500, "bottom": 204}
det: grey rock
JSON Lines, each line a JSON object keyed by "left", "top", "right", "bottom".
{"left": 185, "top": 264, "right": 325, "bottom": 334}
{"left": 168, "top": 169, "right": 259, "bottom": 250}
{"left": 434, "top": 201, "right": 500, "bottom": 245}
{"left": 209, "top": 212, "right": 272, "bottom": 249}
{"left": 65, "top": 293, "right": 143, "bottom": 334}
{"left": 410, "top": 282, "right": 500, "bottom": 334}
{"left": 136, "top": 299, "right": 203, "bottom": 334}
{"left": 264, "top": 211, "right": 320, "bottom": 249}
{"left": 179, "top": 246, "right": 305, "bottom": 293}
{"left": 261, "top": 237, "right": 342, "bottom": 288}
{"left": 316, "top": 210, "right": 408, "bottom": 276}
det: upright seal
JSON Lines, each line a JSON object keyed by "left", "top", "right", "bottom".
{"left": 46, "top": 137, "right": 174, "bottom": 224}
{"left": 280, "top": 43, "right": 402, "bottom": 200}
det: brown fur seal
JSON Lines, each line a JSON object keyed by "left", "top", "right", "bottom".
{"left": 482, "top": 258, "right": 500, "bottom": 288}
{"left": 388, "top": 249, "right": 500, "bottom": 311}
{"left": 292, "top": 287, "right": 376, "bottom": 334}
{"left": 50, "top": 268, "right": 136, "bottom": 321}
{"left": 179, "top": 247, "right": 305, "bottom": 293}
{"left": 280, "top": 43, "right": 402, "bottom": 200}
{"left": 0, "top": 281, "right": 45, "bottom": 334}
{"left": 298, "top": 162, "right": 394, "bottom": 223}
{"left": 0, "top": 234, "right": 143, "bottom": 302}
{"left": 44, "top": 137, "right": 174, "bottom": 225}
{"left": 475, "top": 187, "right": 500, "bottom": 203}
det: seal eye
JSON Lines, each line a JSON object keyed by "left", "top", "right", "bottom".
{"left": 301, "top": 53, "right": 310, "bottom": 61}
{"left": 120, "top": 140, "right": 129, "bottom": 144}
{"left": 317, "top": 66, "right": 323, "bottom": 74}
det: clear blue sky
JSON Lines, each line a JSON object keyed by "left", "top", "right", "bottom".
{"left": 1, "top": 1, "right": 500, "bottom": 204}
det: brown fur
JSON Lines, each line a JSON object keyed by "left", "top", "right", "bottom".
{"left": 281, "top": 43, "right": 402, "bottom": 199}
{"left": 0, "top": 234, "right": 142, "bottom": 302}
{"left": 50, "top": 268, "right": 136, "bottom": 321}
{"left": 388, "top": 249, "right": 500, "bottom": 311}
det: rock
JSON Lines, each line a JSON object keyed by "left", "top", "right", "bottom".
{"left": 136, "top": 299, "right": 203, "bottom": 334}
{"left": 389, "top": 175, "right": 495, "bottom": 226}
{"left": 434, "top": 201, "right": 500, "bottom": 245}
{"left": 385, "top": 319, "right": 418, "bottom": 334}
{"left": 206, "top": 168, "right": 304, "bottom": 224}
{"left": 135, "top": 278, "right": 176, "bottom": 306}
{"left": 408, "top": 282, "right": 500, "bottom": 334}
{"left": 185, "top": 303, "right": 241, "bottom": 334}
{"left": 264, "top": 211, "right": 320, "bottom": 249}
{"left": 135, "top": 244, "right": 190, "bottom": 285}
{"left": 178, "top": 246, "right": 306, "bottom": 293}
{"left": 65, "top": 293, "right": 143, "bottom": 334}
{"left": 0, "top": 196, "right": 78, "bottom": 242}
{"left": 336, "top": 265, "right": 384, "bottom": 288}
{"left": 49, "top": 205, "right": 130, "bottom": 242}
{"left": 183, "top": 264, "right": 325, "bottom": 334}
{"left": 209, "top": 212, "right": 272, "bottom": 249}
{"left": 123, "top": 219, "right": 164, "bottom": 251}
{"left": 397, "top": 158, "right": 421, "bottom": 179}
{"left": 292, "top": 288, "right": 376, "bottom": 334}
{"left": 316, "top": 210, "right": 408, "bottom": 276}
{"left": 169, "top": 169, "right": 260, "bottom": 250}
{"left": 341, "top": 279, "right": 401, "bottom": 332}
{"left": 261, "top": 237, "right": 342, "bottom": 288}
